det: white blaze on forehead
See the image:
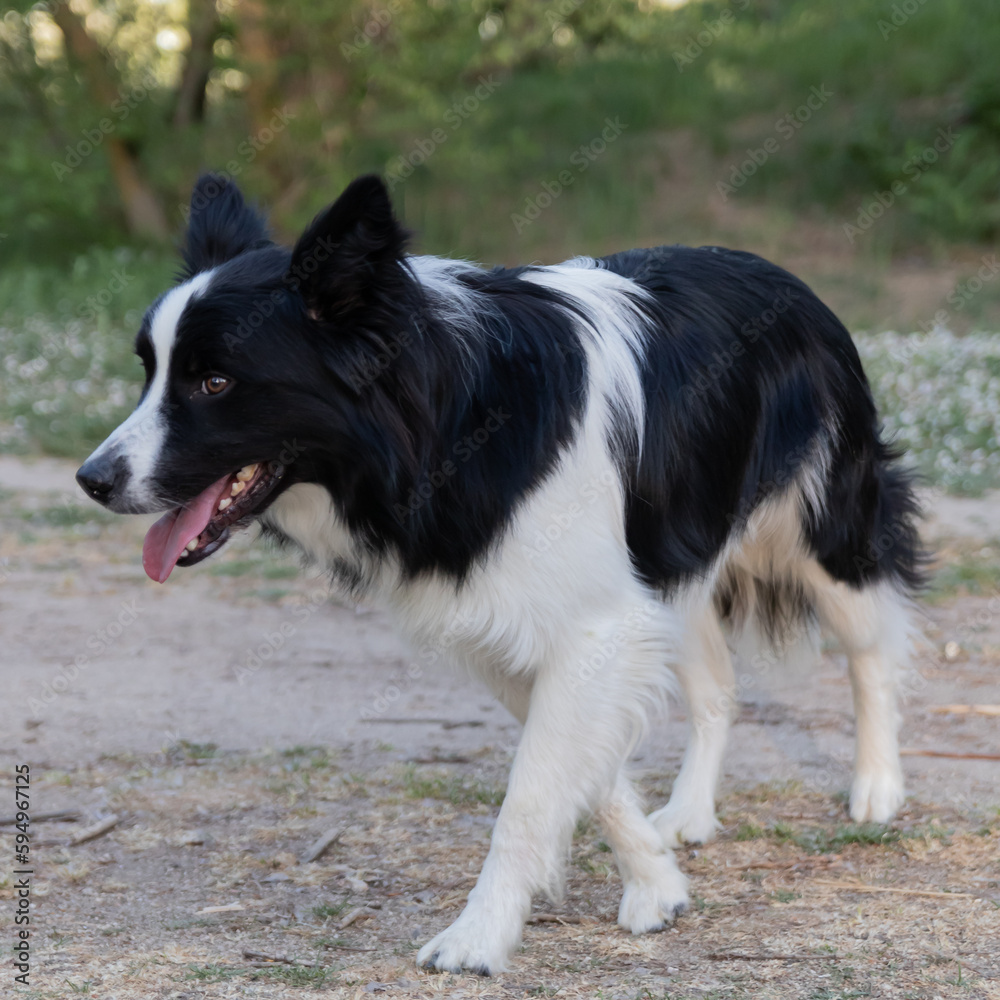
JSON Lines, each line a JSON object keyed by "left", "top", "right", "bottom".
{"left": 91, "top": 269, "right": 215, "bottom": 506}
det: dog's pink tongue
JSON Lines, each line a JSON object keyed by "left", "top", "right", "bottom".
{"left": 142, "top": 474, "right": 232, "bottom": 583}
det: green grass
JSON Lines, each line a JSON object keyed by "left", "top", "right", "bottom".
{"left": 366, "top": 0, "right": 1000, "bottom": 258}
{"left": 769, "top": 889, "right": 803, "bottom": 903}
{"left": 312, "top": 900, "right": 351, "bottom": 921}
{"left": 263, "top": 564, "right": 301, "bottom": 579}
{"left": 927, "top": 549, "right": 1000, "bottom": 602}
{"left": 575, "top": 854, "right": 613, "bottom": 877}
{"left": 904, "top": 822, "right": 953, "bottom": 846}
{"left": 185, "top": 963, "right": 335, "bottom": 987}
{"left": 164, "top": 918, "right": 214, "bottom": 931}
{"left": 253, "top": 587, "right": 294, "bottom": 602}
{"left": 208, "top": 558, "right": 300, "bottom": 579}
{"left": 735, "top": 820, "right": 905, "bottom": 853}
{"left": 282, "top": 744, "right": 328, "bottom": 757}
{"left": 400, "top": 764, "right": 505, "bottom": 807}
{"left": 279, "top": 745, "right": 335, "bottom": 771}
{"left": 208, "top": 559, "right": 262, "bottom": 577}
{"left": 315, "top": 936, "right": 353, "bottom": 950}
{"left": 770, "top": 821, "right": 902, "bottom": 854}
{"left": 19, "top": 503, "right": 118, "bottom": 527}
{"left": 185, "top": 964, "right": 243, "bottom": 983}
{"left": 166, "top": 739, "right": 219, "bottom": 762}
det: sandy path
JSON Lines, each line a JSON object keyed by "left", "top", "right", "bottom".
{"left": 3, "top": 456, "right": 998, "bottom": 803}
{"left": 1, "top": 456, "right": 999, "bottom": 998}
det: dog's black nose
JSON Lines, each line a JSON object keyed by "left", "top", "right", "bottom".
{"left": 76, "top": 455, "right": 120, "bottom": 505}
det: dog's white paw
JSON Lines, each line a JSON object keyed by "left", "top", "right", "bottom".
{"left": 849, "top": 769, "right": 905, "bottom": 824}
{"left": 648, "top": 801, "right": 719, "bottom": 848}
{"left": 617, "top": 855, "right": 689, "bottom": 934}
{"left": 417, "top": 906, "right": 518, "bottom": 976}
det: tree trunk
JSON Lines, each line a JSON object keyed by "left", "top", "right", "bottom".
{"left": 173, "top": 0, "right": 220, "bottom": 130}
{"left": 53, "top": 6, "right": 170, "bottom": 241}
{"left": 237, "top": 0, "right": 280, "bottom": 144}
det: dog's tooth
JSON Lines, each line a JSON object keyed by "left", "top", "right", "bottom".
{"left": 236, "top": 464, "right": 258, "bottom": 482}
{"left": 186, "top": 539, "right": 199, "bottom": 552}
{"left": 218, "top": 497, "right": 232, "bottom": 511}
{"left": 231, "top": 481, "right": 246, "bottom": 497}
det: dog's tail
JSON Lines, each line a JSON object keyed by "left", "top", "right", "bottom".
{"left": 712, "top": 436, "right": 926, "bottom": 669}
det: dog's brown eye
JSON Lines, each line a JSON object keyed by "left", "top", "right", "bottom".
{"left": 202, "top": 374, "right": 231, "bottom": 395}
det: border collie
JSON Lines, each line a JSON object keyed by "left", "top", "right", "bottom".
{"left": 77, "top": 174, "right": 923, "bottom": 974}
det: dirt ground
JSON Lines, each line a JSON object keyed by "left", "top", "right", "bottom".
{"left": 2, "top": 456, "right": 999, "bottom": 1000}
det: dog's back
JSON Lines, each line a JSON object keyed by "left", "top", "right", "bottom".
{"left": 599, "top": 244, "right": 922, "bottom": 603}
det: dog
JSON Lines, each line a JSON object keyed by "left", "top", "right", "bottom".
{"left": 77, "top": 174, "right": 923, "bottom": 974}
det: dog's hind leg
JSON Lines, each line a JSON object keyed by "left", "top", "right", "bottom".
{"left": 803, "top": 566, "right": 911, "bottom": 823}
{"left": 648, "top": 603, "right": 735, "bottom": 847}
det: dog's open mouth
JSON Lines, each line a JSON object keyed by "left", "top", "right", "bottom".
{"left": 142, "top": 462, "right": 284, "bottom": 583}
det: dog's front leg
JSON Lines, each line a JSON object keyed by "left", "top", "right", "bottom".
{"left": 417, "top": 658, "right": 630, "bottom": 975}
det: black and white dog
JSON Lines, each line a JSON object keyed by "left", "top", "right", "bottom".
{"left": 77, "top": 175, "right": 923, "bottom": 974}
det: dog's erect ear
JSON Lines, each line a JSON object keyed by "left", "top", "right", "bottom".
{"left": 181, "top": 174, "right": 271, "bottom": 279}
{"left": 288, "top": 175, "right": 409, "bottom": 323}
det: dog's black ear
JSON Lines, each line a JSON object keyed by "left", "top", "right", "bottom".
{"left": 288, "top": 175, "right": 409, "bottom": 323}
{"left": 181, "top": 174, "right": 271, "bottom": 278}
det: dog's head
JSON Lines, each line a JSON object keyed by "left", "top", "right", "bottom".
{"left": 76, "top": 174, "right": 412, "bottom": 582}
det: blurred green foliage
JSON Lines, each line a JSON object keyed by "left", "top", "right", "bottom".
{"left": 3, "top": 0, "right": 1000, "bottom": 479}
{"left": 1, "top": 0, "right": 998, "bottom": 263}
